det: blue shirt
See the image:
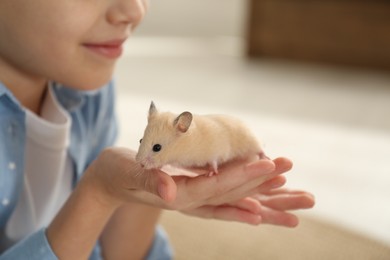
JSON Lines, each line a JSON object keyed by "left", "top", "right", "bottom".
{"left": 0, "top": 82, "right": 172, "bottom": 259}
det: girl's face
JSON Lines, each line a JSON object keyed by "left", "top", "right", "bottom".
{"left": 0, "top": 0, "right": 148, "bottom": 90}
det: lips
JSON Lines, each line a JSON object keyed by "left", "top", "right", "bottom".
{"left": 83, "top": 39, "right": 126, "bottom": 59}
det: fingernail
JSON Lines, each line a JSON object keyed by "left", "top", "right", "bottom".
{"left": 246, "top": 160, "right": 275, "bottom": 175}
{"left": 272, "top": 179, "right": 286, "bottom": 189}
{"left": 157, "top": 182, "right": 167, "bottom": 200}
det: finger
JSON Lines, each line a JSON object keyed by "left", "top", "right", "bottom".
{"left": 176, "top": 159, "right": 276, "bottom": 204}
{"left": 242, "top": 157, "right": 292, "bottom": 188}
{"left": 183, "top": 206, "right": 263, "bottom": 226}
{"left": 212, "top": 206, "right": 263, "bottom": 225}
{"left": 261, "top": 188, "right": 315, "bottom": 198}
{"left": 206, "top": 166, "right": 286, "bottom": 205}
{"left": 217, "top": 154, "right": 260, "bottom": 172}
{"left": 154, "top": 170, "right": 177, "bottom": 202}
{"left": 127, "top": 164, "right": 177, "bottom": 202}
{"left": 255, "top": 193, "right": 315, "bottom": 211}
{"left": 269, "top": 157, "right": 293, "bottom": 175}
{"left": 256, "top": 175, "right": 287, "bottom": 193}
{"left": 209, "top": 174, "right": 286, "bottom": 207}
{"left": 227, "top": 197, "right": 262, "bottom": 214}
{"left": 259, "top": 206, "right": 299, "bottom": 227}
{"left": 243, "top": 157, "right": 292, "bottom": 195}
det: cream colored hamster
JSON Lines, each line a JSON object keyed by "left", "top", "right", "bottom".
{"left": 136, "top": 102, "right": 266, "bottom": 176}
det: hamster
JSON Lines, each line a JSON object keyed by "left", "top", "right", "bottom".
{"left": 136, "top": 102, "right": 267, "bottom": 176}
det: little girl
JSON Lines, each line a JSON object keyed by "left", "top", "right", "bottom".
{"left": 0, "top": 0, "right": 314, "bottom": 259}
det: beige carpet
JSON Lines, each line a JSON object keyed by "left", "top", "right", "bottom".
{"left": 160, "top": 211, "right": 390, "bottom": 260}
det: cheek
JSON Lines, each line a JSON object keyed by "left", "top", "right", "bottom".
{"left": 45, "top": 49, "right": 116, "bottom": 90}
{"left": 38, "top": 17, "right": 115, "bottom": 88}
{"left": 1, "top": 2, "right": 113, "bottom": 89}
{"left": 30, "top": 41, "right": 114, "bottom": 90}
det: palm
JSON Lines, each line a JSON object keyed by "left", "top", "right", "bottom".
{"left": 167, "top": 158, "right": 315, "bottom": 227}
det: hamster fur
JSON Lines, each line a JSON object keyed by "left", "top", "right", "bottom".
{"left": 136, "top": 102, "right": 266, "bottom": 176}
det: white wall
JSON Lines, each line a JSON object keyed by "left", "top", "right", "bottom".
{"left": 135, "top": 0, "right": 249, "bottom": 37}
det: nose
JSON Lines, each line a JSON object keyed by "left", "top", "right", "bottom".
{"left": 107, "top": 0, "right": 147, "bottom": 28}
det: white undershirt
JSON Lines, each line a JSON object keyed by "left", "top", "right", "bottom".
{"left": 6, "top": 85, "right": 73, "bottom": 241}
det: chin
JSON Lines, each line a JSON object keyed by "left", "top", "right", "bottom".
{"left": 58, "top": 71, "right": 113, "bottom": 91}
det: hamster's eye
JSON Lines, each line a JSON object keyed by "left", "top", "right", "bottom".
{"left": 139, "top": 139, "right": 143, "bottom": 143}
{"left": 153, "top": 144, "right": 162, "bottom": 152}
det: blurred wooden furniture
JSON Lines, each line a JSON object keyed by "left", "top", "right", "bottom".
{"left": 247, "top": 0, "right": 390, "bottom": 70}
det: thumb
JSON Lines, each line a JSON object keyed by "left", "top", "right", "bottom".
{"left": 137, "top": 169, "right": 177, "bottom": 202}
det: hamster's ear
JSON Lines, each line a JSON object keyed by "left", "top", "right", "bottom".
{"left": 174, "top": 112, "right": 192, "bottom": 133}
{"left": 148, "top": 101, "right": 157, "bottom": 121}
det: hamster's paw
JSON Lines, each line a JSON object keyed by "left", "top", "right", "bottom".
{"left": 207, "top": 161, "right": 219, "bottom": 177}
{"left": 259, "top": 151, "right": 270, "bottom": 160}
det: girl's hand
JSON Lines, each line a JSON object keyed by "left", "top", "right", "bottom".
{"left": 84, "top": 147, "right": 176, "bottom": 207}
{"left": 171, "top": 158, "right": 314, "bottom": 226}
{"left": 87, "top": 147, "right": 314, "bottom": 226}
{"left": 252, "top": 188, "right": 315, "bottom": 227}
{"left": 88, "top": 147, "right": 275, "bottom": 207}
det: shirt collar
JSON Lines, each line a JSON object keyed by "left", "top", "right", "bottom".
{"left": 0, "top": 81, "right": 24, "bottom": 112}
{"left": 51, "top": 82, "right": 86, "bottom": 112}
{"left": 1, "top": 81, "right": 104, "bottom": 113}
{"left": 0, "top": 81, "right": 84, "bottom": 113}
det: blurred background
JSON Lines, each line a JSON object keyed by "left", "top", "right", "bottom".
{"left": 114, "top": 0, "right": 390, "bottom": 259}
